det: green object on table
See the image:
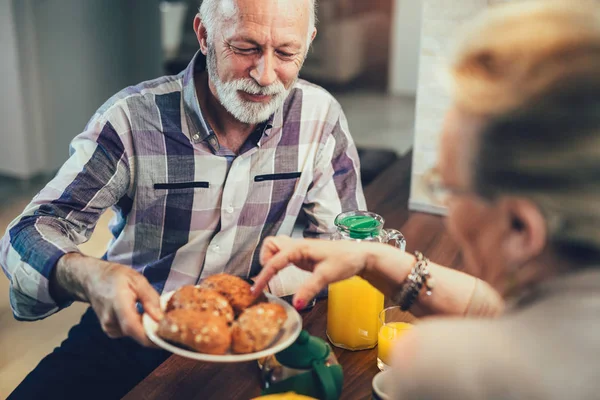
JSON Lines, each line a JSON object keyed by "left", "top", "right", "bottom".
{"left": 262, "top": 331, "right": 344, "bottom": 400}
{"left": 336, "top": 214, "right": 381, "bottom": 239}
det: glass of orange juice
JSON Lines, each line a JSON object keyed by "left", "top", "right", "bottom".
{"left": 377, "top": 306, "right": 414, "bottom": 371}
{"left": 327, "top": 276, "right": 384, "bottom": 350}
{"left": 327, "top": 211, "right": 405, "bottom": 351}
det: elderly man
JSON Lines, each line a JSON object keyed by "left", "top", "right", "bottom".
{"left": 2, "top": 0, "right": 365, "bottom": 398}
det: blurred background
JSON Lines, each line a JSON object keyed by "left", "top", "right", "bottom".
{"left": 0, "top": 0, "right": 422, "bottom": 395}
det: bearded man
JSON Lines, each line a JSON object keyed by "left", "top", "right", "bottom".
{"left": 1, "top": 0, "right": 365, "bottom": 398}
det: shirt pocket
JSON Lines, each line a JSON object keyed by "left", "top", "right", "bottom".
{"left": 148, "top": 181, "right": 212, "bottom": 214}
{"left": 254, "top": 172, "right": 301, "bottom": 182}
{"left": 153, "top": 181, "right": 210, "bottom": 191}
{"left": 253, "top": 172, "right": 303, "bottom": 206}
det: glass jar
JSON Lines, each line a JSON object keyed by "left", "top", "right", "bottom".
{"left": 327, "top": 211, "right": 406, "bottom": 350}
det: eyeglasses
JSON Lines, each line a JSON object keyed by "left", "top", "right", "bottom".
{"left": 421, "top": 167, "right": 472, "bottom": 206}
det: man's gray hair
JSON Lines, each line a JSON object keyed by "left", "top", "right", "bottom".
{"left": 199, "top": 0, "right": 316, "bottom": 45}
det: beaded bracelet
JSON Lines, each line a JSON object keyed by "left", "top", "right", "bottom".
{"left": 394, "top": 251, "right": 436, "bottom": 311}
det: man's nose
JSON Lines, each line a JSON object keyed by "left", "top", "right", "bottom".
{"left": 250, "top": 52, "right": 277, "bottom": 87}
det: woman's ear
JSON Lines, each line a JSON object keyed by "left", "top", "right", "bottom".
{"left": 501, "top": 198, "right": 547, "bottom": 265}
{"left": 194, "top": 14, "right": 209, "bottom": 55}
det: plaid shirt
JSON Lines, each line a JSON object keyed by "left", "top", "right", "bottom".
{"left": 1, "top": 53, "right": 366, "bottom": 320}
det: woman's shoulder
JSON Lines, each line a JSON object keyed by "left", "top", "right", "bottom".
{"left": 393, "top": 307, "right": 600, "bottom": 400}
{"left": 391, "top": 317, "right": 545, "bottom": 399}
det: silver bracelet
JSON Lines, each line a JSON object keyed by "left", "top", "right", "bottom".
{"left": 394, "top": 251, "right": 436, "bottom": 311}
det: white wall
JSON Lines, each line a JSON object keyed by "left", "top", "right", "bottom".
{"left": 409, "top": 0, "right": 490, "bottom": 215}
{"left": 31, "top": 0, "right": 163, "bottom": 172}
{"left": 13, "top": 0, "right": 48, "bottom": 176}
{"left": 0, "top": 0, "right": 36, "bottom": 178}
{"left": 128, "top": 0, "right": 165, "bottom": 83}
{"left": 388, "top": 0, "right": 423, "bottom": 96}
{"left": 1, "top": 0, "right": 163, "bottom": 177}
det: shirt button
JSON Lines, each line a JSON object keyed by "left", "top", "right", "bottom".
{"left": 192, "top": 133, "right": 200, "bottom": 141}
{"left": 212, "top": 244, "right": 220, "bottom": 252}
{"left": 226, "top": 206, "right": 234, "bottom": 214}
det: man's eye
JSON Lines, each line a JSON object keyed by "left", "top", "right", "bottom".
{"left": 232, "top": 46, "right": 258, "bottom": 54}
{"left": 277, "top": 51, "right": 296, "bottom": 59}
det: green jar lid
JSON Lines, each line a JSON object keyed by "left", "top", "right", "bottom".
{"left": 336, "top": 215, "right": 382, "bottom": 240}
{"left": 275, "top": 330, "right": 330, "bottom": 369}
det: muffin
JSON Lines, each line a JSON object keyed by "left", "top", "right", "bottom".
{"left": 199, "top": 274, "right": 266, "bottom": 314}
{"left": 231, "top": 303, "right": 288, "bottom": 354}
{"left": 157, "top": 309, "right": 231, "bottom": 355}
{"left": 166, "top": 285, "right": 234, "bottom": 323}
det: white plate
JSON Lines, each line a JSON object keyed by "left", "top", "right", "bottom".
{"left": 143, "top": 291, "right": 303, "bottom": 363}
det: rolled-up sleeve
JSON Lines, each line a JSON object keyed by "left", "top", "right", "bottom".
{"left": 303, "top": 103, "right": 367, "bottom": 238}
{"left": 0, "top": 112, "right": 130, "bottom": 320}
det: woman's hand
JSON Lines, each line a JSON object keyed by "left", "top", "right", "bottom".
{"left": 252, "top": 235, "right": 501, "bottom": 319}
{"left": 252, "top": 235, "right": 410, "bottom": 309}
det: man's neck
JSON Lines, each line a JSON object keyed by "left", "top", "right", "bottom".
{"left": 195, "top": 71, "right": 257, "bottom": 153}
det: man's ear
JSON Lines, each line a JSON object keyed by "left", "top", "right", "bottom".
{"left": 194, "top": 14, "right": 209, "bottom": 55}
{"left": 501, "top": 198, "right": 547, "bottom": 266}
{"left": 310, "top": 27, "right": 317, "bottom": 43}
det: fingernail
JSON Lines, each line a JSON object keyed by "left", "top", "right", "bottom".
{"left": 294, "top": 299, "right": 306, "bottom": 310}
{"left": 250, "top": 286, "right": 257, "bottom": 293}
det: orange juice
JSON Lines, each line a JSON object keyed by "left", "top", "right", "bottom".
{"left": 377, "top": 322, "right": 413, "bottom": 366}
{"left": 327, "top": 276, "right": 384, "bottom": 350}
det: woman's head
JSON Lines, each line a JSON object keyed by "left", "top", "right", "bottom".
{"left": 438, "top": 0, "right": 600, "bottom": 294}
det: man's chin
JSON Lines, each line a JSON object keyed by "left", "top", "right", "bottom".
{"left": 227, "top": 106, "right": 274, "bottom": 125}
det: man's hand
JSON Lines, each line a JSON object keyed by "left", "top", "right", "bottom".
{"left": 51, "top": 253, "right": 163, "bottom": 346}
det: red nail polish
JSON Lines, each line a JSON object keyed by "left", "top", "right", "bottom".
{"left": 294, "top": 299, "right": 306, "bottom": 310}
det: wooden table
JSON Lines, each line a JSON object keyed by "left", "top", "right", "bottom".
{"left": 125, "top": 153, "right": 463, "bottom": 400}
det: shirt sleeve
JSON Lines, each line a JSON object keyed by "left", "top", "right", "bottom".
{"left": 302, "top": 102, "right": 367, "bottom": 238}
{"left": 0, "top": 111, "right": 131, "bottom": 321}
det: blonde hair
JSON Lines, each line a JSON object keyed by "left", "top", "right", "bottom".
{"left": 450, "top": 0, "right": 600, "bottom": 115}
{"left": 451, "top": 0, "right": 600, "bottom": 262}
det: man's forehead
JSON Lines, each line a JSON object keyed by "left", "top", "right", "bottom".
{"left": 227, "top": 0, "right": 309, "bottom": 28}
{"left": 234, "top": 0, "right": 309, "bottom": 14}
{"left": 218, "top": 0, "right": 309, "bottom": 47}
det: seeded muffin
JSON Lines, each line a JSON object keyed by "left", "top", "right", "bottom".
{"left": 157, "top": 309, "right": 231, "bottom": 355}
{"left": 166, "top": 285, "right": 235, "bottom": 323}
{"left": 231, "top": 303, "right": 288, "bottom": 354}
{"left": 199, "top": 274, "right": 265, "bottom": 314}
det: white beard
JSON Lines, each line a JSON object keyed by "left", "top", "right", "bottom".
{"left": 206, "top": 45, "right": 295, "bottom": 124}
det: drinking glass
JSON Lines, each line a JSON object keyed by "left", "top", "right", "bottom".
{"left": 377, "top": 306, "right": 414, "bottom": 371}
